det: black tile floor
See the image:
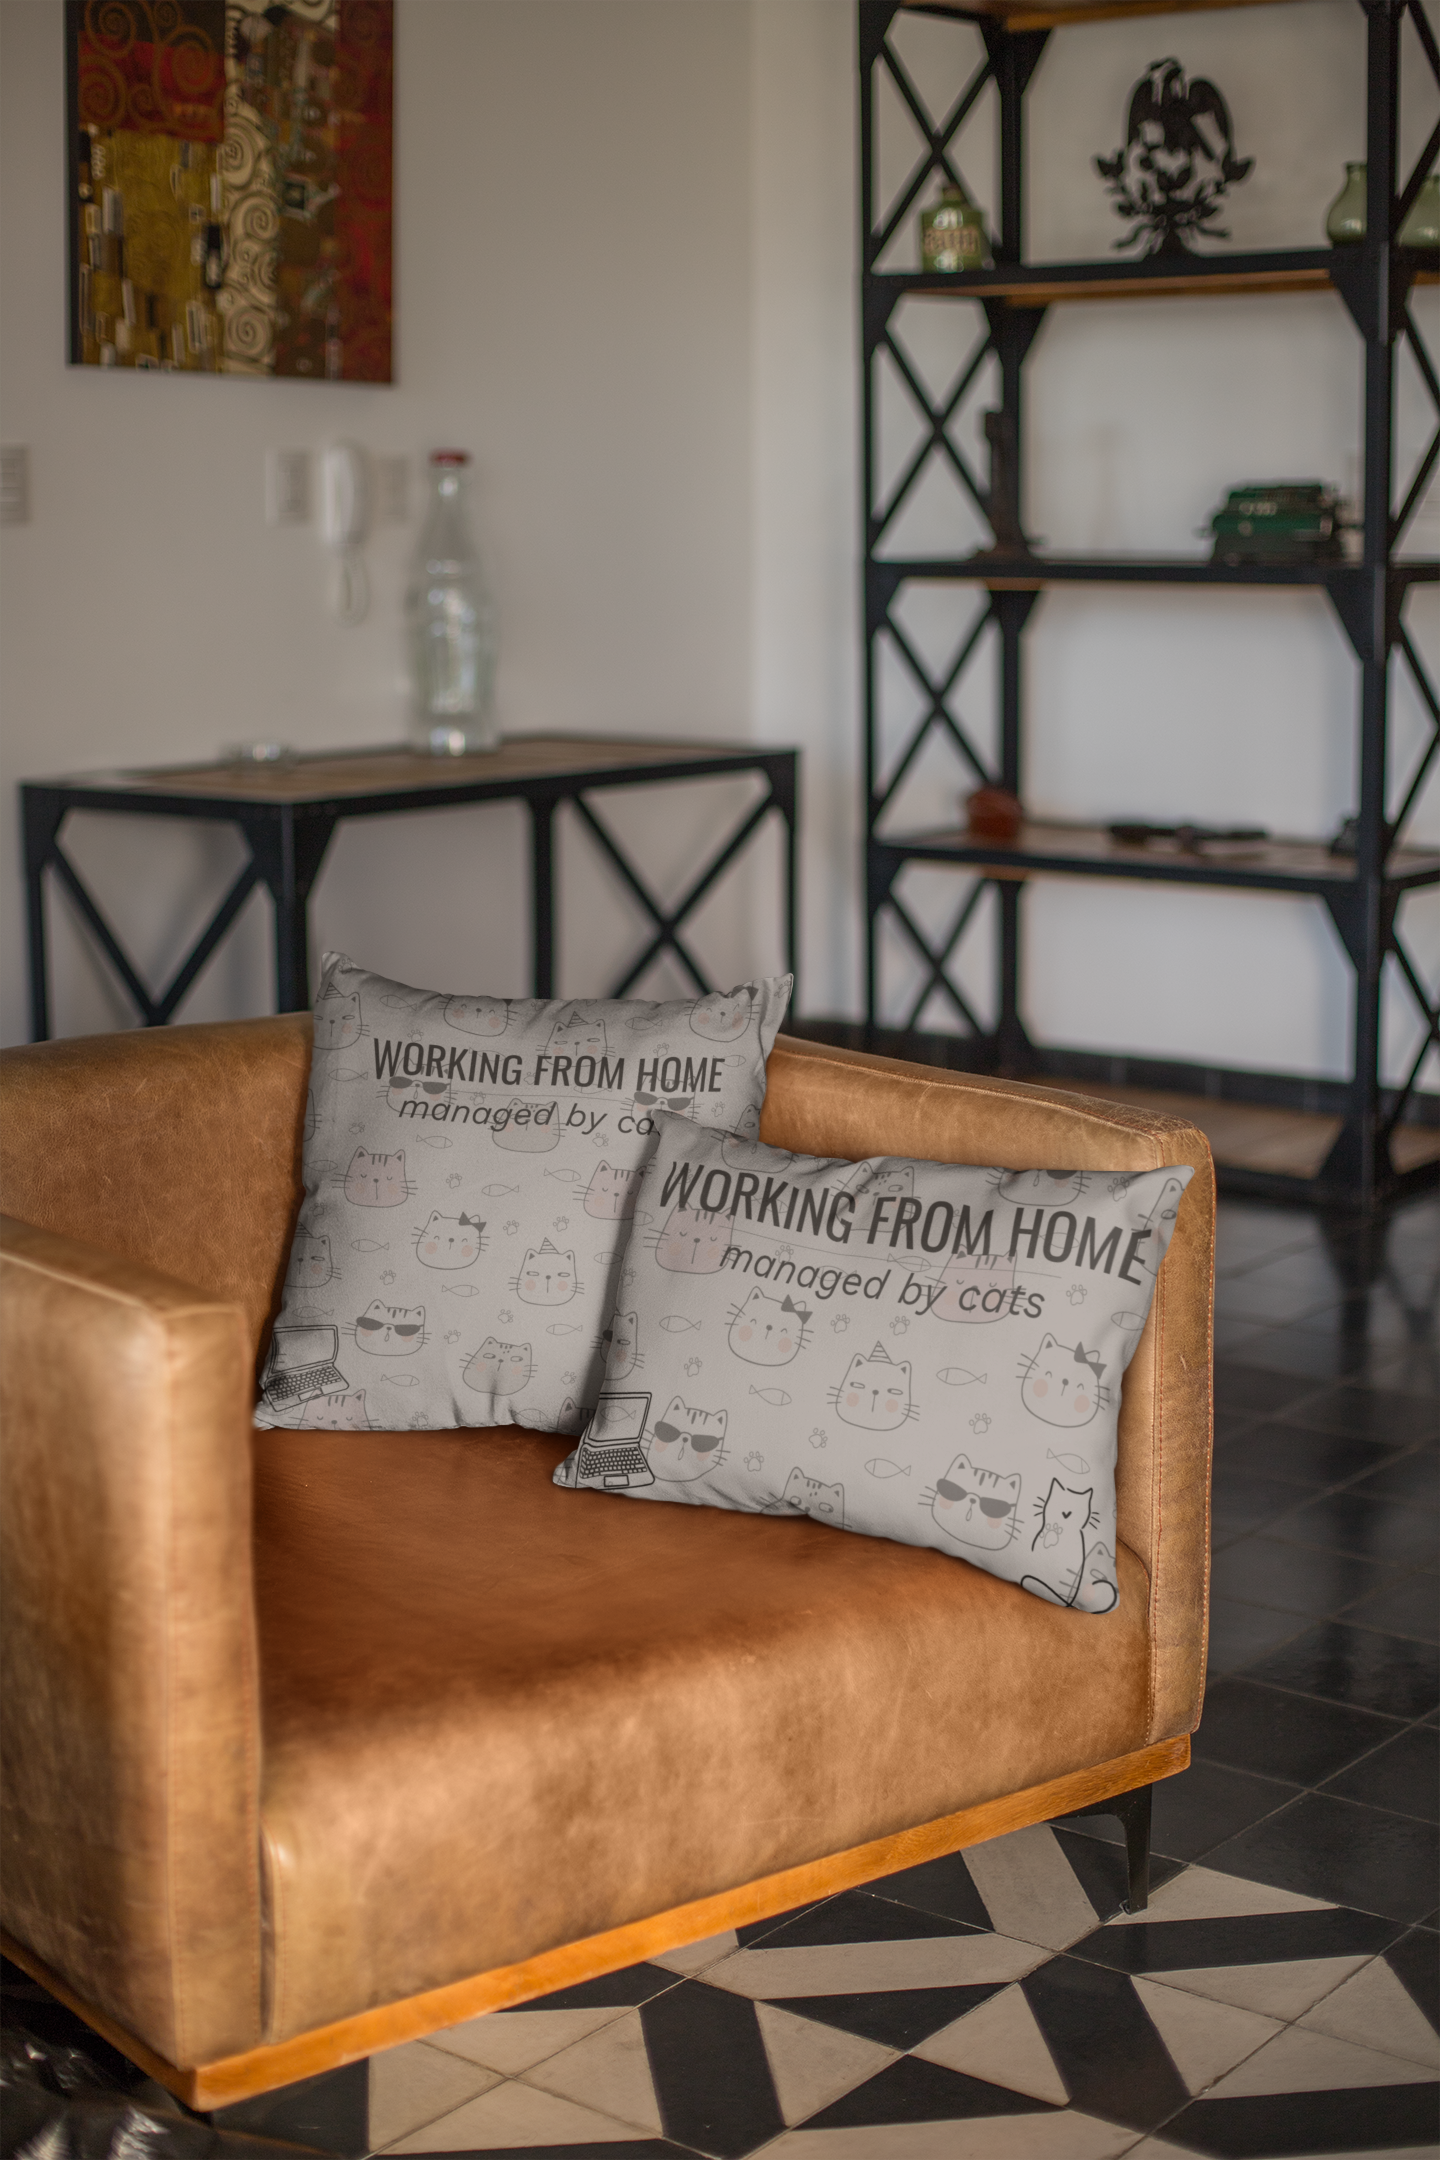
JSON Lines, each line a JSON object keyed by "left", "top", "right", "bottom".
{"left": 5, "top": 1196, "right": 1437, "bottom": 2158}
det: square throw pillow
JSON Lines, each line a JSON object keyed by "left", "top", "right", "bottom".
{"left": 555, "top": 1113, "right": 1193, "bottom": 1611}
{"left": 256, "top": 956, "right": 792, "bottom": 1435}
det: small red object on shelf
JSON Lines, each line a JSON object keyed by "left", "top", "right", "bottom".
{"left": 966, "top": 786, "right": 1023, "bottom": 840}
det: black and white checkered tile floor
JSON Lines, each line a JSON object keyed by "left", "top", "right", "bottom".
{"left": 7, "top": 1197, "right": 1436, "bottom": 2159}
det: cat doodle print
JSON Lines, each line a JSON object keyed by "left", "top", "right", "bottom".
{"left": 255, "top": 954, "right": 792, "bottom": 1437}
{"left": 557, "top": 1112, "right": 1192, "bottom": 1614}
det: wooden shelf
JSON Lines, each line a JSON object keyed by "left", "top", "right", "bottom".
{"left": 915, "top": 0, "right": 1324, "bottom": 29}
{"left": 871, "top": 819, "right": 1440, "bottom": 898}
{"left": 1049, "top": 1080, "right": 1440, "bottom": 1182}
{"left": 873, "top": 250, "right": 1438, "bottom": 308}
{"left": 870, "top": 555, "right": 1439, "bottom": 593}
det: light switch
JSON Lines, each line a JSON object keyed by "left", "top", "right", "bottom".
{"left": 1, "top": 445, "right": 30, "bottom": 526}
{"left": 266, "top": 448, "right": 310, "bottom": 525}
{"left": 376, "top": 453, "right": 409, "bottom": 523}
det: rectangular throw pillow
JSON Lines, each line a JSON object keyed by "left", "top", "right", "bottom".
{"left": 555, "top": 1114, "right": 1192, "bottom": 1611}
{"left": 256, "top": 956, "right": 791, "bottom": 1436}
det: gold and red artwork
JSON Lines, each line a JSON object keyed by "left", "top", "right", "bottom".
{"left": 67, "top": 0, "right": 393, "bottom": 382}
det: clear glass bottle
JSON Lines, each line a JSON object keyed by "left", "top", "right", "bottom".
{"left": 405, "top": 451, "right": 498, "bottom": 755}
{"left": 919, "top": 180, "right": 991, "bottom": 273}
{"left": 1398, "top": 173, "right": 1440, "bottom": 250}
{"left": 1325, "top": 163, "right": 1367, "bottom": 245}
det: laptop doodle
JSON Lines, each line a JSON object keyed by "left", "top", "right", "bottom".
{"left": 576, "top": 1391, "right": 654, "bottom": 1488}
{"left": 261, "top": 1324, "right": 349, "bottom": 1410}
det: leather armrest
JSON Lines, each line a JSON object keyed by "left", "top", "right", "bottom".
{"left": 761, "top": 1036, "right": 1215, "bottom": 1745}
{"left": 0, "top": 1216, "right": 262, "bottom": 2066}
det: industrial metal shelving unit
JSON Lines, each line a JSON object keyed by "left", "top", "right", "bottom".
{"left": 859, "top": 0, "right": 1440, "bottom": 1206}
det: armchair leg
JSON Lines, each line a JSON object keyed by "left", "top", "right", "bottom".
{"left": 1055, "top": 1780, "right": 1152, "bottom": 1913}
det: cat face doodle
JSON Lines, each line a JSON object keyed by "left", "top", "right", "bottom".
{"left": 547, "top": 1010, "right": 608, "bottom": 1058}
{"left": 930, "top": 1247, "right": 1017, "bottom": 1325}
{"left": 779, "top": 1466, "right": 845, "bottom": 1529}
{"left": 603, "top": 1309, "right": 640, "bottom": 1380}
{"left": 344, "top": 1148, "right": 409, "bottom": 1207}
{"left": 462, "top": 1337, "right": 533, "bottom": 1396}
{"left": 584, "top": 1162, "right": 639, "bottom": 1221}
{"left": 386, "top": 1074, "right": 451, "bottom": 1117}
{"left": 1141, "top": 1176, "right": 1186, "bottom": 1229}
{"left": 648, "top": 1397, "right": 728, "bottom": 1481}
{"left": 415, "top": 1212, "right": 484, "bottom": 1269}
{"left": 445, "top": 995, "right": 508, "bottom": 1037}
{"left": 298, "top": 1388, "right": 372, "bottom": 1431}
{"left": 1019, "top": 1334, "right": 1107, "bottom": 1428}
{"left": 354, "top": 1301, "right": 426, "bottom": 1355}
{"left": 652, "top": 1205, "right": 732, "bottom": 1274}
{"left": 730, "top": 1104, "right": 761, "bottom": 1142}
{"left": 993, "top": 1167, "right": 1089, "bottom": 1204}
{"left": 924, "top": 1452, "right": 1021, "bottom": 1551}
{"left": 865, "top": 1165, "right": 914, "bottom": 1202}
{"left": 514, "top": 1240, "right": 579, "bottom": 1305}
{"left": 831, "top": 1344, "right": 915, "bottom": 1431}
{"left": 493, "top": 1099, "right": 560, "bottom": 1153}
{"left": 727, "top": 1287, "right": 811, "bottom": 1367}
{"left": 313, "top": 987, "right": 361, "bottom": 1050}
{"left": 1022, "top": 1478, "right": 1101, "bottom": 1609}
{"left": 287, "top": 1228, "right": 332, "bottom": 1289}
{"left": 690, "top": 990, "right": 753, "bottom": 1042}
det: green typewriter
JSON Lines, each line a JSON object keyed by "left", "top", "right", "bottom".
{"left": 1207, "top": 481, "right": 1346, "bottom": 566}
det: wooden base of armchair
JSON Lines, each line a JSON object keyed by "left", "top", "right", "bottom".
{"left": 3, "top": 1734, "right": 1188, "bottom": 2112}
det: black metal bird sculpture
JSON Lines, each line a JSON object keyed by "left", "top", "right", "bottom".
{"left": 1095, "top": 58, "right": 1254, "bottom": 256}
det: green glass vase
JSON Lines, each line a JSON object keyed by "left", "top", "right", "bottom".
{"left": 1325, "top": 163, "right": 1367, "bottom": 245}
{"left": 1398, "top": 173, "right": 1440, "bottom": 250}
{"left": 919, "top": 181, "right": 991, "bottom": 273}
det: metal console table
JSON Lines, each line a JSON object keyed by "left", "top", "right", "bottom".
{"left": 22, "top": 735, "right": 799, "bottom": 1040}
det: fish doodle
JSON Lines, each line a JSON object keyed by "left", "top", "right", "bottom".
{"left": 350, "top": 1239, "right": 389, "bottom": 1252}
{"left": 334, "top": 1069, "right": 365, "bottom": 1082}
{"left": 384, "top": 1372, "right": 421, "bottom": 1387}
{"left": 481, "top": 1183, "right": 519, "bottom": 1197}
{"left": 442, "top": 1283, "right": 483, "bottom": 1298}
{"left": 380, "top": 994, "right": 412, "bottom": 1007}
{"left": 546, "top": 1323, "right": 584, "bottom": 1336}
{"left": 1047, "top": 1449, "right": 1092, "bottom": 1475}
{"left": 865, "top": 1458, "right": 911, "bottom": 1479}
{"left": 415, "top": 1135, "right": 453, "bottom": 1149}
{"left": 660, "top": 1316, "right": 702, "bottom": 1334}
{"left": 545, "top": 1167, "right": 582, "bottom": 1182}
{"left": 750, "top": 1385, "right": 792, "bottom": 1407}
{"left": 1112, "top": 1311, "right": 1144, "bottom": 1330}
{"left": 937, "top": 1367, "right": 985, "bottom": 1387}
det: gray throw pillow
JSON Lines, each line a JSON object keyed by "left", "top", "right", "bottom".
{"left": 555, "top": 1113, "right": 1193, "bottom": 1611}
{"left": 256, "top": 956, "right": 792, "bottom": 1435}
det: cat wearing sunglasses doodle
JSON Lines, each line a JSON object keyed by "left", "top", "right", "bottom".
{"left": 922, "top": 1452, "right": 1022, "bottom": 1552}
{"left": 352, "top": 1301, "right": 427, "bottom": 1355}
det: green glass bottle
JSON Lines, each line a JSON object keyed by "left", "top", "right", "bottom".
{"left": 919, "top": 181, "right": 991, "bottom": 273}
{"left": 1398, "top": 173, "right": 1440, "bottom": 250}
{"left": 1325, "top": 162, "right": 1367, "bottom": 245}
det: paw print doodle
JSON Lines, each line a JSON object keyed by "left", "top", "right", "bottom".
{"left": 444, "top": 1330, "right": 461, "bottom": 1345}
{"left": 969, "top": 1411, "right": 992, "bottom": 1434}
{"left": 499, "top": 1308, "right": 515, "bottom": 1324}
{"left": 744, "top": 1451, "right": 764, "bottom": 1472}
{"left": 684, "top": 1355, "right": 703, "bottom": 1377}
{"left": 889, "top": 1316, "right": 910, "bottom": 1337}
{"left": 445, "top": 1172, "right": 463, "bottom": 1190}
{"left": 809, "top": 1426, "right": 828, "bottom": 1450}
{"left": 623, "top": 1269, "right": 636, "bottom": 1288}
{"left": 408, "top": 1414, "right": 428, "bottom": 1430}
{"left": 830, "top": 1314, "right": 850, "bottom": 1334}
{"left": 1107, "top": 1176, "right": 1133, "bottom": 1199}
{"left": 563, "top": 1370, "right": 577, "bottom": 1385}
{"left": 1067, "top": 1283, "right": 1087, "bottom": 1307}
{"left": 350, "top": 1121, "right": 365, "bottom": 1134}
{"left": 553, "top": 1216, "right": 570, "bottom": 1231}
{"left": 504, "top": 1219, "right": 519, "bottom": 1236}
{"left": 777, "top": 1243, "right": 795, "bottom": 1263}
{"left": 380, "top": 1269, "right": 396, "bottom": 1285}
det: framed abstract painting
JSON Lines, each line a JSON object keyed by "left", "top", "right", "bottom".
{"left": 66, "top": 0, "right": 393, "bottom": 381}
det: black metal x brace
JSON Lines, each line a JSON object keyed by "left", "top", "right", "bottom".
{"left": 869, "top": 44, "right": 993, "bottom": 265}
{"left": 568, "top": 783, "right": 783, "bottom": 999}
{"left": 875, "top": 599, "right": 997, "bottom": 818}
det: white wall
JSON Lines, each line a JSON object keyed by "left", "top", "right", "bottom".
{"left": 3, "top": 0, "right": 1437, "bottom": 1102}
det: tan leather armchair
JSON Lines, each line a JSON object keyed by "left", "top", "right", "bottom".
{"left": 0, "top": 1019, "right": 1213, "bottom": 2109}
